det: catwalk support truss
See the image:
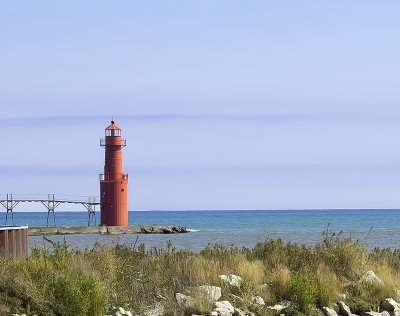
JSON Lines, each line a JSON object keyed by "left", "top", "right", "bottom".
{"left": 0, "top": 194, "right": 99, "bottom": 226}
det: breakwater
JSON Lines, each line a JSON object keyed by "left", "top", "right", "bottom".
{"left": 14, "top": 209, "right": 400, "bottom": 251}
{"left": 28, "top": 225, "right": 189, "bottom": 236}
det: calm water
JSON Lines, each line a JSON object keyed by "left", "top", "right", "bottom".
{"left": 6, "top": 210, "right": 400, "bottom": 252}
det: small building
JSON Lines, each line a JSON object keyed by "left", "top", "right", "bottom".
{"left": 0, "top": 226, "right": 28, "bottom": 259}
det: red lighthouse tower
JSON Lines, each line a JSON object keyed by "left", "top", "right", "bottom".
{"left": 100, "top": 121, "right": 128, "bottom": 226}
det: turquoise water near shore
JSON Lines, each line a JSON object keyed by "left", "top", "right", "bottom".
{"left": 8, "top": 209, "right": 400, "bottom": 252}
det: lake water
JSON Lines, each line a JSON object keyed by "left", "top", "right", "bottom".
{"left": 6, "top": 209, "right": 400, "bottom": 252}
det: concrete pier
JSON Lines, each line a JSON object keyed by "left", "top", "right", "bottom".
{"left": 28, "top": 225, "right": 189, "bottom": 236}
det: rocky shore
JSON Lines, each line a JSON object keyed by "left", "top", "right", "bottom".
{"left": 11, "top": 296, "right": 400, "bottom": 316}
{"left": 102, "top": 272, "right": 400, "bottom": 316}
{"left": 28, "top": 225, "right": 190, "bottom": 236}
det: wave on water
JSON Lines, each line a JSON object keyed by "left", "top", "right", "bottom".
{"left": 186, "top": 228, "right": 201, "bottom": 232}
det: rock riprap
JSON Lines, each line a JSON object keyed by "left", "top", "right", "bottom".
{"left": 219, "top": 274, "right": 243, "bottom": 288}
{"left": 267, "top": 300, "right": 297, "bottom": 314}
{"left": 322, "top": 306, "right": 339, "bottom": 316}
{"left": 233, "top": 307, "right": 246, "bottom": 316}
{"left": 363, "top": 312, "right": 390, "bottom": 316}
{"left": 106, "top": 307, "right": 133, "bottom": 316}
{"left": 212, "top": 301, "right": 235, "bottom": 316}
{"left": 381, "top": 298, "right": 400, "bottom": 312}
{"left": 337, "top": 301, "right": 357, "bottom": 316}
{"left": 252, "top": 296, "right": 265, "bottom": 306}
{"left": 175, "top": 292, "right": 195, "bottom": 308}
{"left": 196, "top": 285, "right": 222, "bottom": 302}
{"left": 359, "top": 271, "right": 384, "bottom": 286}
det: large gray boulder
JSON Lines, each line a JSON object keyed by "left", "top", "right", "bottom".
{"left": 322, "top": 307, "right": 339, "bottom": 316}
{"left": 107, "top": 307, "right": 133, "bottom": 316}
{"left": 334, "top": 303, "right": 340, "bottom": 314}
{"left": 337, "top": 301, "right": 357, "bottom": 316}
{"left": 252, "top": 296, "right": 265, "bottom": 306}
{"left": 363, "top": 312, "right": 390, "bottom": 316}
{"left": 381, "top": 298, "right": 400, "bottom": 312}
{"left": 197, "top": 285, "right": 222, "bottom": 301}
{"left": 175, "top": 292, "right": 195, "bottom": 308}
{"left": 359, "top": 271, "right": 384, "bottom": 286}
{"left": 268, "top": 300, "right": 297, "bottom": 314}
{"left": 233, "top": 308, "right": 246, "bottom": 316}
{"left": 213, "top": 301, "right": 235, "bottom": 316}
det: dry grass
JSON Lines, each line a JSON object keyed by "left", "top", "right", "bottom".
{"left": 191, "top": 291, "right": 214, "bottom": 314}
{"left": 88, "top": 245, "right": 118, "bottom": 281}
{"left": 259, "top": 284, "right": 276, "bottom": 305}
{"left": 371, "top": 261, "right": 399, "bottom": 295}
{"left": 237, "top": 259, "right": 265, "bottom": 286}
{"left": 2, "top": 231, "right": 400, "bottom": 315}
{"left": 177, "top": 255, "right": 221, "bottom": 286}
{"left": 315, "top": 262, "right": 341, "bottom": 306}
{"left": 267, "top": 264, "right": 291, "bottom": 299}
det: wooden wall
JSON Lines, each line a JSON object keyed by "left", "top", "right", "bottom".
{"left": 0, "top": 227, "right": 28, "bottom": 259}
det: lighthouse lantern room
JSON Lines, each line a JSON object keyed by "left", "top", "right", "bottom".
{"left": 100, "top": 121, "right": 128, "bottom": 226}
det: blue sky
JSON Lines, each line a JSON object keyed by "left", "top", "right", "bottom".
{"left": 1, "top": 1, "right": 400, "bottom": 210}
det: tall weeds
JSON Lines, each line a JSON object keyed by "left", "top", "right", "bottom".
{"left": 0, "top": 230, "right": 399, "bottom": 315}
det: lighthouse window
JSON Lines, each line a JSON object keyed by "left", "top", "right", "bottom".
{"left": 105, "top": 129, "right": 121, "bottom": 136}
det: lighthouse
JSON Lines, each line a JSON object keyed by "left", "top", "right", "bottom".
{"left": 100, "top": 121, "right": 128, "bottom": 226}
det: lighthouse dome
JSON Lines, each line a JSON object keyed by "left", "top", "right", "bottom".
{"left": 106, "top": 120, "right": 121, "bottom": 130}
{"left": 105, "top": 121, "right": 121, "bottom": 136}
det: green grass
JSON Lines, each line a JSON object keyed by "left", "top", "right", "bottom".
{"left": 290, "top": 265, "right": 317, "bottom": 312}
{"left": 1, "top": 229, "right": 400, "bottom": 315}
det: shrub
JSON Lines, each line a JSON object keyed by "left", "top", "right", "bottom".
{"left": 290, "top": 265, "right": 317, "bottom": 312}
{"left": 315, "top": 228, "right": 368, "bottom": 279}
{"left": 346, "top": 295, "right": 373, "bottom": 315}
{"left": 53, "top": 275, "right": 105, "bottom": 316}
